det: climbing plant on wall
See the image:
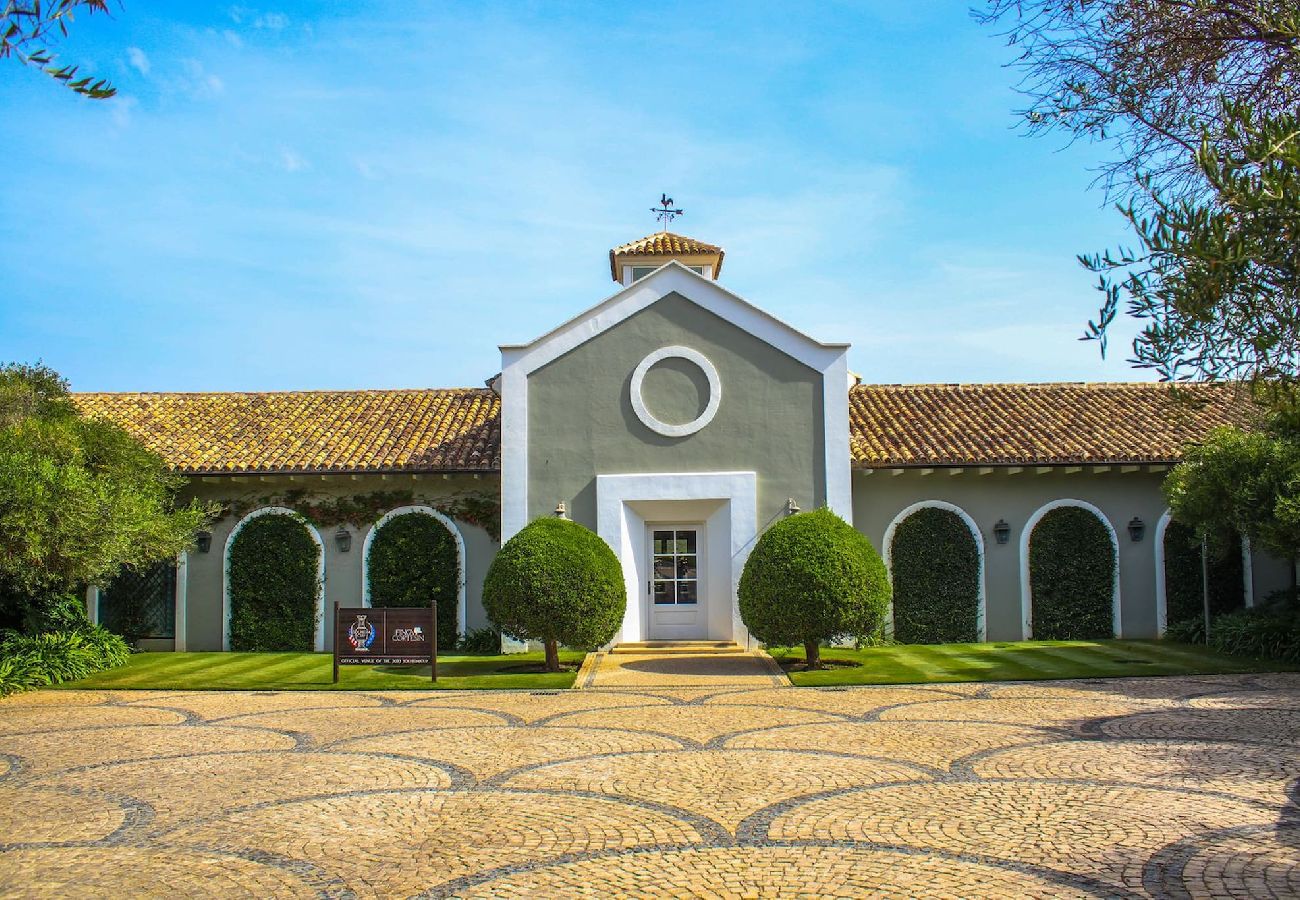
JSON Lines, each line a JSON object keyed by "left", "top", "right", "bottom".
{"left": 1028, "top": 506, "right": 1114, "bottom": 640}
{"left": 366, "top": 512, "right": 458, "bottom": 650}
{"left": 1163, "top": 519, "right": 1245, "bottom": 627}
{"left": 889, "top": 507, "right": 980, "bottom": 644}
{"left": 222, "top": 489, "right": 501, "bottom": 540}
{"left": 228, "top": 513, "right": 320, "bottom": 651}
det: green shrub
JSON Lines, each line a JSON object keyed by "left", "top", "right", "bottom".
{"left": 367, "top": 512, "right": 459, "bottom": 650}
{"left": 0, "top": 625, "right": 130, "bottom": 697}
{"left": 456, "top": 625, "right": 502, "bottom": 653}
{"left": 739, "top": 508, "right": 890, "bottom": 669}
{"left": 889, "top": 507, "right": 980, "bottom": 644}
{"left": 228, "top": 513, "right": 321, "bottom": 651}
{"left": 1205, "top": 603, "right": 1300, "bottom": 663}
{"left": 483, "top": 518, "right": 624, "bottom": 671}
{"left": 1163, "top": 519, "right": 1245, "bottom": 631}
{"left": 1028, "top": 506, "right": 1114, "bottom": 640}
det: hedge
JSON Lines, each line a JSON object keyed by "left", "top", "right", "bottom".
{"left": 1162, "top": 519, "right": 1245, "bottom": 628}
{"left": 738, "top": 508, "right": 890, "bottom": 667}
{"left": 483, "top": 517, "right": 624, "bottom": 670}
{"left": 1028, "top": 506, "right": 1114, "bottom": 640}
{"left": 367, "top": 512, "right": 459, "bottom": 650}
{"left": 228, "top": 513, "right": 321, "bottom": 651}
{"left": 889, "top": 507, "right": 980, "bottom": 644}
{"left": 0, "top": 626, "right": 130, "bottom": 697}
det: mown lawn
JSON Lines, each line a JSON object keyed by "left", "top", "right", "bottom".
{"left": 55, "top": 650, "right": 587, "bottom": 691}
{"left": 773, "top": 639, "right": 1295, "bottom": 686}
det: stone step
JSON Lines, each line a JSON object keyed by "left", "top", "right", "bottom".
{"left": 610, "top": 641, "right": 746, "bottom": 655}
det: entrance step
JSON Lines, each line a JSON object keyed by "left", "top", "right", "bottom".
{"left": 611, "top": 641, "right": 745, "bottom": 655}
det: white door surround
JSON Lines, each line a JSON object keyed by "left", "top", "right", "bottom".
{"left": 596, "top": 471, "right": 758, "bottom": 644}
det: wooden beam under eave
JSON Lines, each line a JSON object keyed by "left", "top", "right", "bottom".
{"left": 1121, "top": 465, "right": 1140, "bottom": 474}
{"left": 411, "top": 474, "right": 421, "bottom": 481}
{"left": 889, "top": 468, "right": 905, "bottom": 476}
{"left": 918, "top": 468, "right": 935, "bottom": 477}
{"left": 948, "top": 468, "right": 964, "bottom": 476}
{"left": 230, "top": 476, "right": 248, "bottom": 483}
{"left": 1064, "top": 466, "right": 1082, "bottom": 474}
{"left": 1090, "top": 466, "right": 1111, "bottom": 474}
{"left": 1006, "top": 467, "right": 1024, "bottom": 475}
{"left": 1146, "top": 464, "right": 1169, "bottom": 473}
{"left": 977, "top": 467, "right": 993, "bottom": 476}
{"left": 1034, "top": 466, "right": 1052, "bottom": 475}
{"left": 201, "top": 476, "right": 221, "bottom": 483}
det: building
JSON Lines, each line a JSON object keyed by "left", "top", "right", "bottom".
{"left": 73, "top": 232, "right": 1287, "bottom": 652}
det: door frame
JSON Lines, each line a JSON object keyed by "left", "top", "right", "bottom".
{"left": 645, "top": 522, "right": 706, "bottom": 640}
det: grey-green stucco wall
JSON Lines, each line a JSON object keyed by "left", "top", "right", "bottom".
{"left": 852, "top": 467, "right": 1294, "bottom": 640}
{"left": 526, "top": 292, "right": 825, "bottom": 531}
{"left": 176, "top": 475, "right": 499, "bottom": 651}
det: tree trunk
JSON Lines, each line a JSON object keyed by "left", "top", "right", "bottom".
{"left": 544, "top": 638, "right": 560, "bottom": 673}
{"left": 804, "top": 640, "right": 821, "bottom": 670}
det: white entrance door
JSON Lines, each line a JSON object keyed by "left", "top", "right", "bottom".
{"left": 648, "top": 525, "right": 706, "bottom": 640}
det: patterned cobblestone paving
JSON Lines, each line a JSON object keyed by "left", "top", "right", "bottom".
{"left": 0, "top": 673, "right": 1295, "bottom": 898}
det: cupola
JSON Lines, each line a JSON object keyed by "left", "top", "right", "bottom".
{"left": 609, "top": 231, "right": 724, "bottom": 286}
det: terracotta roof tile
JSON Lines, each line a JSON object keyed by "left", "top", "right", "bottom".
{"left": 609, "top": 231, "right": 725, "bottom": 280}
{"left": 848, "top": 382, "right": 1255, "bottom": 467}
{"left": 73, "top": 389, "right": 500, "bottom": 475}
{"left": 73, "top": 382, "right": 1254, "bottom": 476}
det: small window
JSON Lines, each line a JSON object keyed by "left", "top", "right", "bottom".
{"left": 630, "top": 266, "right": 658, "bottom": 282}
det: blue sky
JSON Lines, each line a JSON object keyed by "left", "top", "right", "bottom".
{"left": 0, "top": 1, "right": 1146, "bottom": 392}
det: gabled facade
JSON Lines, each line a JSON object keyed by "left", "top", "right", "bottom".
{"left": 72, "top": 230, "right": 1290, "bottom": 653}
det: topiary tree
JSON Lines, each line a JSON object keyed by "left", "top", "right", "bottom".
{"left": 483, "top": 517, "right": 625, "bottom": 672}
{"left": 1028, "top": 506, "right": 1115, "bottom": 640}
{"left": 367, "top": 512, "right": 459, "bottom": 650}
{"left": 889, "top": 507, "right": 980, "bottom": 644}
{"left": 228, "top": 513, "right": 320, "bottom": 651}
{"left": 738, "top": 508, "right": 890, "bottom": 669}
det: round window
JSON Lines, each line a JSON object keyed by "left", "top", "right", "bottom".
{"left": 629, "top": 346, "right": 722, "bottom": 437}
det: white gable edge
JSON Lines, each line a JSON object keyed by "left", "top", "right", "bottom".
{"left": 500, "top": 261, "right": 848, "bottom": 376}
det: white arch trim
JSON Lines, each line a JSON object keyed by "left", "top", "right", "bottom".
{"left": 882, "top": 500, "right": 988, "bottom": 642}
{"left": 223, "top": 507, "right": 327, "bottom": 652}
{"left": 1019, "top": 499, "right": 1122, "bottom": 641}
{"left": 361, "top": 506, "right": 467, "bottom": 638}
{"left": 1153, "top": 509, "right": 1173, "bottom": 636}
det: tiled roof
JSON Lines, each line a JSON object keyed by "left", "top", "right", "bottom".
{"left": 848, "top": 382, "right": 1256, "bottom": 467}
{"left": 609, "top": 231, "right": 724, "bottom": 279}
{"left": 73, "top": 382, "right": 1254, "bottom": 476}
{"left": 73, "top": 389, "right": 500, "bottom": 475}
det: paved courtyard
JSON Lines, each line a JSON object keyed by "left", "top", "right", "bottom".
{"left": 0, "top": 674, "right": 1296, "bottom": 898}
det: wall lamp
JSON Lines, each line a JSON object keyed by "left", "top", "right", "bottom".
{"left": 1128, "top": 517, "right": 1146, "bottom": 542}
{"left": 786, "top": 497, "right": 800, "bottom": 516}
{"left": 554, "top": 501, "right": 568, "bottom": 519}
{"left": 195, "top": 531, "right": 213, "bottom": 554}
{"left": 335, "top": 526, "right": 352, "bottom": 553}
{"left": 993, "top": 520, "right": 1011, "bottom": 545}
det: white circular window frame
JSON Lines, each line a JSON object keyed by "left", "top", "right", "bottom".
{"left": 630, "top": 345, "right": 722, "bottom": 438}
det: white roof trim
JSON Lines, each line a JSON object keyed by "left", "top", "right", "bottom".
{"left": 499, "top": 261, "right": 848, "bottom": 374}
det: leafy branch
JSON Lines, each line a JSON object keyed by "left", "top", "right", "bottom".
{"left": 2, "top": 1, "right": 117, "bottom": 98}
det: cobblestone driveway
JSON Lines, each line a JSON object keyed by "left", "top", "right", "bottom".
{"left": 0, "top": 674, "right": 1296, "bottom": 898}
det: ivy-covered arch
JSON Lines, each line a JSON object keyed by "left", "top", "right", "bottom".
{"left": 362, "top": 506, "right": 464, "bottom": 649}
{"left": 1155, "top": 510, "right": 1247, "bottom": 634}
{"left": 224, "top": 507, "right": 325, "bottom": 651}
{"left": 883, "top": 501, "right": 984, "bottom": 643}
{"left": 1021, "top": 500, "right": 1119, "bottom": 640}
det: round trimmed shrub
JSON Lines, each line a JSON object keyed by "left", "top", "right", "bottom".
{"left": 1028, "top": 506, "right": 1114, "bottom": 640}
{"left": 228, "top": 513, "right": 320, "bottom": 651}
{"left": 738, "top": 508, "right": 890, "bottom": 668}
{"left": 483, "top": 518, "right": 625, "bottom": 671}
{"left": 367, "top": 512, "right": 458, "bottom": 650}
{"left": 1163, "top": 519, "right": 1245, "bottom": 630}
{"left": 889, "top": 507, "right": 980, "bottom": 644}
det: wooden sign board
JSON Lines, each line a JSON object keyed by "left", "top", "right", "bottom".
{"left": 333, "top": 603, "right": 437, "bottom": 682}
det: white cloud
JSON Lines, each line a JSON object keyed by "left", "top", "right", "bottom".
{"left": 126, "top": 47, "right": 150, "bottom": 76}
{"left": 279, "top": 148, "right": 308, "bottom": 172}
{"left": 254, "top": 12, "right": 289, "bottom": 30}
{"left": 180, "top": 59, "right": 225, "bottom": 98}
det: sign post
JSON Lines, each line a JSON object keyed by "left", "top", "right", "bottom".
{"left": 333, "top": 603, "right": 438, "bottom": 684}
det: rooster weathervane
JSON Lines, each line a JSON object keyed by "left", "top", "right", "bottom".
{"left": 652, "top": 193, "right": 683, "bottom": 229}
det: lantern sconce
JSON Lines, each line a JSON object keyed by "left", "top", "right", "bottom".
{"left": 993, "top": 520, "right": 1011, "bottom": 545}
{"left": 1128, "top": 517, "right": 1145, "bottom": 542}
{"left": 195, "top": 531, "right": 213, "bottom": 554}
{"left": 554, "top": 501, "right": 568, "bottom": 519}
{"left": 335, "top": 526, "right": 352, "bottom": 553}
{"left": 786, "top": 497, "right": 800, "bottom": 516}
